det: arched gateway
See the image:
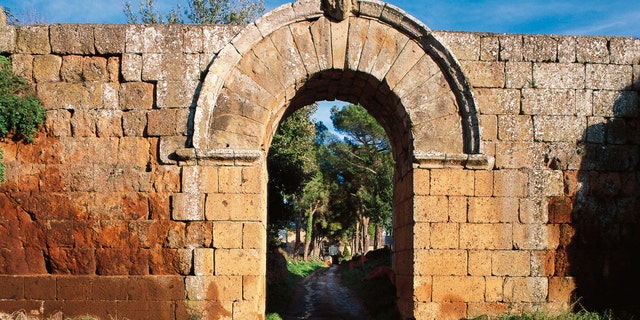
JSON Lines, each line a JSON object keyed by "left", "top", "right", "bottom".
{"left": 176, "top": 0, "right": 492, "bottom": 318}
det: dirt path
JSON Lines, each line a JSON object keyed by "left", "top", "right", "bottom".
{"left": 282, "top": 265, "right": 372, "bottom": 320}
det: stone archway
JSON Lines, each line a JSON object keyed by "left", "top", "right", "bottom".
{"left": 178, "top": 0, "right": 492, "bottom": 318}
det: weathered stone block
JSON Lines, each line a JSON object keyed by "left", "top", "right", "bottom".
{"left": 96, "top": 110, "right": 123, "bottom": 137}
{"left": 10, "top": 54, "right": 33, "bottom": 79}
{"left": 430, "top": 223, "right": 459, "bottom": 249}
{"left": 242, "top": 222, "right": 265, "bottom": 249}
{"left": 243, "top": 275, "right": 265, "bottom": 301}
{"left": 460, "top": 60, "right": 505, "bottom": 88}
{"left": 215, "top": 249, "right": 262, "bottom": 276}
{"left": 475, "top": 88, "right": 520, "bottom": 115}
{"left": 119, "top": 82, "right": 154, "bottom": 110}
{"left": 529, "top": 169, "right": 564, "bottom": 197}
{"left": 218, "top": 166, "right": 263, "bottom": 195}
{"left": 415, "top": 196, "right": 448, "bottom": 222}
{"left": 523, "top": 35, "right": 557, "bottom": 62}
{"left": 194, "top": 248, "right": 215, "bottom": 275}
{"left": 533, "top": 63, "right": 585, "bottom": 89}
{"left": 413, "top": 169, "right": 430, "bottom": 195}
{"left": 121, "top": 110, "right": 147, "bottom": 137}
{"left": 142, "top": 53, "right": 200, "bottom": 81}
{"left": 94, "top": 25, "right": 125, "bottom": 54}
{"left": 460, "top": 224, "right": 512, "bottom": 249}
{"left": 493, "top": 170, "right": 528, "bottom": 197}
{"left": 468, "top": 197, "right": 518, "bottom": 223}
{"left": 121, "top": 53, "right": 142, "bottom": 82}
{"left": 32, "top": 55, "right": 61, "bottom": 82}
{"left": 499, "top": 34, "right": 523, "bottom": 61}
{"left": 0, "top": 25, "right": 15, "bottom": 53}
{"left": 430, "top": 169, "right": 474, "bottom": 196}
{"left": 513, "top": 224, "right": 560, "bottom": 250}
{"left": 530, "top": 250, "right": 555, "bottom": 277}
{"left": 468, "top": 250, "right": 491, "bottom": 276}
{"left": 498, "top": 115, "right": 533, "bottom": 141}
{"left": 15, "top": 26, "right": 50, "bottom": 54}
{"left": 148, "top": 108, "right": 188, "bottom": 137}
{"left": 520, "top": 197, "right": 549, "bottom": 224}
{"left": 522, "top": 89, "right": 580, "bottom": 116}
{"left": 24, "top": 276, "right": 56, "bottom": 300}
{"left": 480, "top": 35, "right": 499, "bottom": 61}
{"left": 414, "top": 223, "right": 431, "bottom": 249}
{"left": 533, "top": 115, "right": 587, "bottom": 142}
{"left": 576, "top": 36, "right": 609, "bottom": 63}
{"left": 436, "top": 32, "right": 480, "bottom": 61}
{"left": 83, "top": 56, "right": 108, "bottom": 81}
{"left": 416, "top": 250, "right": 467, "bottom": 275}
{"left": 171, "top": 193, "right": 205, "bottom": 221}
{"left": 50, "top": 25, "right": 95, "bottom": 54}
{"left": 485, "top": 277, "right": 505, "bottom": 302}
{"left": 503, "top": 277, "right": 548, "bottom": 302}
{"left": 206, "top": 193, "right": 264, "bottom": 221}
{"left": 505, "top": 61, "right": 532, "bottom": 88}
{"left": 557, "top": 36, "right": 577, "bottom": 63}
{"left": 157, "top": 80, "right": 199, "bottom": 108}
{"left": 414, "top": 275, "right": 432, "bottom": 302}
{"left": 432, "top": 276, "right": 485, "bottom": 302}
{"left": 548, "top": 276, "right": 575, "bottom": 302}
{"left": 383, "top": 40, "right": 423, "bottom": 89}
{"left": 586, "top": 63, "right": 633, "bottom": 90}
{"left": 474, "top": 170, "right": 493, "bottom": 197}
{"left": 610, "top": 37, "right": 640, "bottom": 64}
{"left": 479, "top": 115, "right": 497, "bottom": 142}
{"left": 212, "top": 221, "right": 243, "bottom": 249}
{"left": 492, "top": 250, "right": 530, "bottom": 276}
{"left": 593, "top": 90, "right": 639, "bottom": 117}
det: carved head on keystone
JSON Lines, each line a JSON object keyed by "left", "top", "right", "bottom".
{"left": 321, "top": 0, "right": 354, "bottom": 21}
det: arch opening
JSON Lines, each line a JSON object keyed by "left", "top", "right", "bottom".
{"left": 265, "top": 97, "right": 403, "bottom": 318}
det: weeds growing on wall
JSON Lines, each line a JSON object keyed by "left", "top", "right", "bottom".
{"left": 0, "top": 55, "right": 45, "bottom": 184}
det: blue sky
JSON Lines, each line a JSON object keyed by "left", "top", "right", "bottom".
{"left": 2, "top": 0, "right": 639, "bottom": 37}
{"left": 2, "top": 0, "right": 639, "bottom": 129}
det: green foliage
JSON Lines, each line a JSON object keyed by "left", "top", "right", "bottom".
{"left": 0, "top": 56, "right": 45, "bottom": 143}
{"left": 123, "top": 0, "right": 265, "bottom": 24}
{"left": 265, "top": 313, "right": 283, "bottom": 320}
{"left": 0, "top": 56, "right": 45, "bottom": 185}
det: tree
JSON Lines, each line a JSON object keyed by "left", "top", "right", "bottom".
{"left": 328, "top": 104, "right": 394, "bottom": 254}
{"left": 268, "top": 105, "right": 320, "bottom": 259}
{"left": 123, "top": 0, "right": 265, "bottom": 24}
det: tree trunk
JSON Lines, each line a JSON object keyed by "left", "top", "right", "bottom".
{"left": 303, "top": 211, "right": 314, "bottom": 261}
{"left": 374, "top": 224, "right": 384, "bottom": 249}
{"left": 361, "top": 215, "right": 370, "bottom": 254}
{"left": 294, "top": 212, "right": 302, "bottom": 262}
{"left": 354, "top": 219, "right": 361, "bottom": 255}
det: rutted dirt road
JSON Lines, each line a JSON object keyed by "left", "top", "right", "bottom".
{"left": 282, "top": 265, "right": 372, "bottom": 320}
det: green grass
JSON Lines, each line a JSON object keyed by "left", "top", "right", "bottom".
{"left": 339, "top": 248, "right": 401, "bottom": 320}
{"left": 493, "top": 309, "right": 636, "bottom": 320}
{"left": 266, "top": 253, "right": 328, "bottom": 318}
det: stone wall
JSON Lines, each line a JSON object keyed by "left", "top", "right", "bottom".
{"left": 0, "top": 1, "right": 638, "bottom": 319}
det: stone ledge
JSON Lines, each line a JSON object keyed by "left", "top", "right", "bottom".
{"left": 176, "top": 148, "right": 262, "bottom": 166}
{"left": 414, "top": 153, "right": 495, "bottom": 170}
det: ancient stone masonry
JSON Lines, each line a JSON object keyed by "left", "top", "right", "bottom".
{"left": 0, "top": 0, "right": 639, "bottom": 319}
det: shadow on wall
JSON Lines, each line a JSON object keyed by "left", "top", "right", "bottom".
{"left": 561, "top": 79, "right": 640, "bottom": 315}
